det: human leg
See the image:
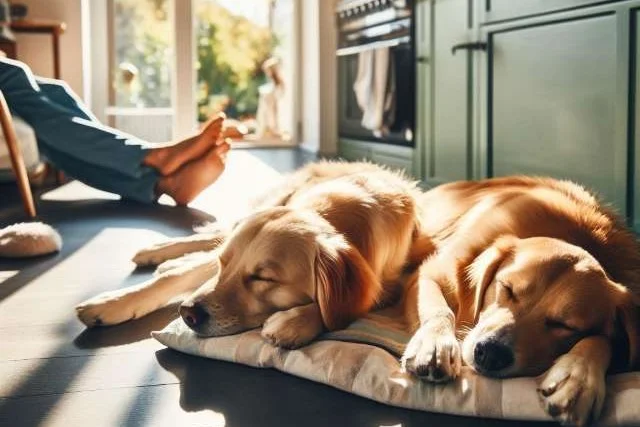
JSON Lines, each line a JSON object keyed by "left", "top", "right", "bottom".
{"left": 0, "top": 58, "right": 226, "bottom": 175}
{"left": 0, "top": 58, "right": 229, "bottom": 202}
{"left": 0, "top": 58, "right": 153, "bottom": 177}
{"left": 34, "top": 75, "right": 229, "bottom": 177}
{"left": 40, "top": 138, "right": 230, "bottom": 204}
{"left": 35, "top": 77, "right": 97, "bottom": 122}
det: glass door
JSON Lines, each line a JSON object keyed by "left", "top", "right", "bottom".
{"left": 107, "top": 0, "right": 175, "bottom": 142}
{"left": 194, "top": 0, "right": 297, "bottom": 144}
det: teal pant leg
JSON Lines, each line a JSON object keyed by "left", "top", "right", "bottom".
{"left": 41, "top": 142, "right": 158, "bottom": 203}
{"left": 35, "top": 77, "right": 97, "bottom": 122}
{"left": 0, "top": 58, "right": 159, "bottom": 203}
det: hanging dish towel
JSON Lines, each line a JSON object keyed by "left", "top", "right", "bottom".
{"left": 352, "top": 47, "right": 396, "bottom": 136}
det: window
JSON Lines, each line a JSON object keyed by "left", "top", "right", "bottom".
{"left": 95, "top": 0, "right": 299, "bottom": 144}
{"left": 195, "top": 0, "right": 296, "bottom": 142}
{"left": 106, "top": 0, "right": 174, "bottom": 142}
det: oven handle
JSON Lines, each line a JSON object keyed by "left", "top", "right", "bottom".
{"left": 336, "top": 36, "right": 410, "bottom": 56}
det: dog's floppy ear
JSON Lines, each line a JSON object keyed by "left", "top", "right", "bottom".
{"left": 469, "top": 235, "right": 517, "bottom": 322}
{"left": 314, "top": 233, "right": 381, "bottom": 331}
{"left": 615, "top": 287, "right": 640, "bottom": 369}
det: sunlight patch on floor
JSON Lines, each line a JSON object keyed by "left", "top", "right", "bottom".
{"left": 41, "top": 181, "right": 121, "bottom": 201}
{"left": 41, "top": 151, "right": 284, "bottom": 228}
{"left": 0, "top": 270, "right": 18, "bottom": 284}
{"left": 187, "top": 150, "right": 284, "bottom": 226}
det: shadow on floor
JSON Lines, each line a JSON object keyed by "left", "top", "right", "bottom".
{"left": 74, "top": 304, "right": 180, "bottom": 350}
{"left": 154, "top": 348, "right": 554, "bottom": 427}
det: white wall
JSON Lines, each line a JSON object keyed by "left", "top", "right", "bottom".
{"left": 15, "top": 0, "right": 85, "bottom": 97}
{"left": 300, "top": 0, "right": 337, "bottom": 156}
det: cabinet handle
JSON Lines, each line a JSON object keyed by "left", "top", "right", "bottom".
{"left": 451, "top": 41, "right": 488, "bottom": 55}
{"left": 417, "top": 56, "right": 429, "bottom": 64}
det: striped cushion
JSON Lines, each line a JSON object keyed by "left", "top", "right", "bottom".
{"left": 153, "top": 316, "right": 640, "bottom": 424}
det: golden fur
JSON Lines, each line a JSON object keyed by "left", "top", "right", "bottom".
{"left": 402, "top": 176, "right": 640, "bottom": 426}
{"left": 76, "top": 165, "right": 639, "bottom": 425}
{"left": 76, "top": 161, "right": 431, "bottom": 348}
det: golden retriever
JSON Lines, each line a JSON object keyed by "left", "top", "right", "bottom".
{"left": 76, "top": 161, "right": 431, "bottom": 349}
{"left": 401, "top": 176, "right": 640, "bottom": 426}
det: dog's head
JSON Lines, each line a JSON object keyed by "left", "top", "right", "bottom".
{"left": 179, "top": 207, "right": 378, "bottom": 337}
{"left": 462, "top": 235, "right": 640, "bottom": 377}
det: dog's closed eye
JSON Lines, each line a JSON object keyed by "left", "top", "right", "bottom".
{"left": 545, "top": 318, "right": 579, "bottom": 333}
{"left": 248, "top": 274, "right": 277, "bottom": 283}
{"left": 498, "top": 281, "right": 518, "bottom": 302}
{"left": 245, "top": 274, "right": 278, "bottom": 295}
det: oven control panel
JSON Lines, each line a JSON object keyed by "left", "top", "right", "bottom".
{"left": 337, "top": 0, "right": 412, "bottom": 46}
{"left": 338, "top": 1, "right": 409, "bottom": 18}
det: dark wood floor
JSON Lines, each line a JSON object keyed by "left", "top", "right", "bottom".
{"left": 0, "top": 148, "right": 555, "bottom": 427}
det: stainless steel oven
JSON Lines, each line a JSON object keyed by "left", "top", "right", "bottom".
{"left": 336, "top": 0, "right": 415, "bottom": 147}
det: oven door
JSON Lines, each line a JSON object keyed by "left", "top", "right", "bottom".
{"left": 338, "top": 41, "right": 415, "bottom": 147}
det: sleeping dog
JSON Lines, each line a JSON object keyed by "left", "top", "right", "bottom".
{"left": 76, "top": 166, "right": 639, "bottom": 425}
{"left": 76, "top": 161, "right": 432, "bottom": 349}
{"left": 401, "top": 177, "right": 640, "bottom": 426}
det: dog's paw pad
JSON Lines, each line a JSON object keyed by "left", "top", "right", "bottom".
{"left": 402, "top": 321, "right": 461, "bottom": 383}
{"left": 75, "top": 292, "right": 136, "bottom": 327}
{"left": 538, "top": 354, "right": 605, "bottom": 426}
{"left": 415, "top": 364, "right": 447, "bottom": 381}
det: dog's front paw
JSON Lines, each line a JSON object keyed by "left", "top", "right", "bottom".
{"left": 261, "top": 305, "right": 324, "bottom": 349}
{"left": 402, "top": 319, "right": 461, "bottom": 383}
{"left": 538, "top": 353, "right": 606, "bottom": 426}
{"left": 132, "top": 243, "right": 174, "bottom": 267}
{"left": 76, "top": 290, "right": 138, "bottom": 327}
{"left": 154, "top": 251, "right": 211, "bottom": 276}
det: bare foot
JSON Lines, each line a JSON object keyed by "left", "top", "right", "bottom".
{"left": 156, "top": 142, "right": 230, "bottom": 205}
{"left": 143, "top": 113, "right": 225, "bottom": 176}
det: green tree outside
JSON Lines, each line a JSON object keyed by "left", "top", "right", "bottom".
{"left": 113, "top": 0, "right": 278, "bottom": 127}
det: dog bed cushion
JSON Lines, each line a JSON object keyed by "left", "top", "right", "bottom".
{"left": 153, "top": 315, "right": 640, "bottom": 425}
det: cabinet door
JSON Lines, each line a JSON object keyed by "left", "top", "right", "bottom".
{"left": 371, "top": 145, "right": 415, "bottom": 176}
{"left": 634, "top": 9, "right": 640, "bottom": 232}
{"left": 414, "top": 0, "right": 431, "bottom": 181}
{"left": 484, "top": 0, "right": 617, "bottom": 23}
{"left": 428, "top": 0, "right": 473, "bottom": 183}
{"left": 338, "top": 139, "right": 370, "bottom": 162}
{"left": 483, "top": 13, "right": 627, "bottom": 210}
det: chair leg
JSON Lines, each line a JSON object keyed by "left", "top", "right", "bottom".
{"left": 0, "top": 90, "right": 36, "bottom": 218}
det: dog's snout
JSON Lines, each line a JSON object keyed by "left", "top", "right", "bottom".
{"left": 474, "top": 340, "right": 514, "bottom": 373}
{"left": 180, "top": 302, "right": 210, "bottom": 329}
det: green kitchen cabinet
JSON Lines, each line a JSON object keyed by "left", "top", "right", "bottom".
{"left": 478, "top": 8, "right": 628, "bottom": 211}
{"left": 482, "top": 0, "right": 620, "bottom": 23}
{"left": 370, "top": 145, "right": 415, "bottom": 175}
{"left": 634, "top": 9, "right": 640, "bottom": 231}
{"left": 342, "top": 0, "right": 640, "bottom": 230}
{"left": 424, "top": 0, "right": 474, "bottom": 185}
{"left": 338, "top": 139, "right": 370, "bottom": 163}
{"left": 338, "top": 139, "right": 415, "bottom": 176}
{"left": 414, "top": 0, "right": 430, "bottom": 181}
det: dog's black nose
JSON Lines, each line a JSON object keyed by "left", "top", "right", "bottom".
{"left": 474, "top": 340, "right": 514, "bottom": 373}
{"left": 180, "top": 302, "right": 209, "bottom": 329}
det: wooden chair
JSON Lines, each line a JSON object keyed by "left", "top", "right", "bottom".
{"left": 0, "top": 89, "right": 36, "bottom": 218}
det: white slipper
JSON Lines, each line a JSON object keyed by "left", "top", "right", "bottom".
{"left": 0, "top": 222, "right": 62, "bottom": 258}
